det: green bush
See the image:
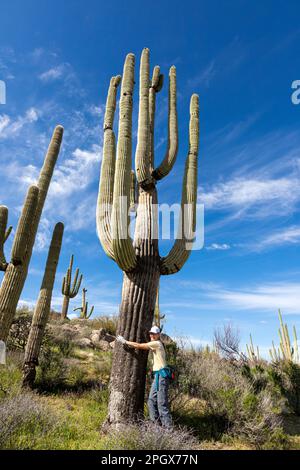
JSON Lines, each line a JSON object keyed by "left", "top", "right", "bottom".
{"left": 87, "top": 316, "right": 118, "bottom": 336}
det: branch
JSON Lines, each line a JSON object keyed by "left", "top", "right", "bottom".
{"left": 111, "top": 53, "right": 137, "bottom": 272}
{"left": 160, "top": 94, "right": 199, "bottom": 275}
{"left": 96, "top": 75, "right": 121, "bottom": 260}
{"left": 135, "top": 48, "right": 153, "bottom": 188}
{"left": 152, "top": 66, "right": 178, "bottom": 181}
{"left": 149, "top": 66, "right": 164, "bottom": 170}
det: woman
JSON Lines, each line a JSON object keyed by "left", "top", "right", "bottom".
{"left": 116, "top": 325, "right": 172, "bottom": 427}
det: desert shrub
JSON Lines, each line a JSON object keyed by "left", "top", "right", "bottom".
{"left": 7, "top": 309, "right": 33, "bottom": 351}
{"left": 170, "top": 348, "right": 288, "bottom": 448}
{"left": 269, "top": 361, "right": 300, "bottom": 415}
{"left": 64, "top": 365, "right": 86, "bottom": 388}
{"left": 35, "top": 344, "right": 67, "bottom": 390}
{"left": 87, "top": 316, "right": 118, "bottom": 336}
{"left": 104, "top": 420, "right": 198, "bottom": 450}
{"left": 0, "top": 391, "right": 57, "bottom": 449}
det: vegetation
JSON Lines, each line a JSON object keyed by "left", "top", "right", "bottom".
{"left": 61, "top": 255, "right": 83, "bottom": 319}
{"left": 1, "top": 311, "right": 300, "bottom": 450}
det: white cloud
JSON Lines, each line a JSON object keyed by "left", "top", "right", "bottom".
{"left": 208, "top": 282, "right": 300, "bottom": 314}
{"left": 0, "top": 115, "right": 10, "bottom": 134}
{"left": 49, "top": 144, "right": 102, "bottom": 198}
{"left": 200, "top": 177, "right": 300, "bottom": 213}
{"left": 39, "top": 65, "right": 66, "bottom": 82}
{"left": 0, "top": 107, "right": 38, "bottom": 140}
{"left": 254, "top": 226, "right": 300, "bottom": 251}
{"left": 188, "top": 60, "right": 216, "bottom": 88}
{"left": 171, "top": 279, "right": 300, "bottom": 315}
{"left": 206, "top": 243, "right": 231, "bottom": 251}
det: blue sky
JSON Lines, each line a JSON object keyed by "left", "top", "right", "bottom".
{"left": 1, "top": 0, "right": 300, "bottom": 357}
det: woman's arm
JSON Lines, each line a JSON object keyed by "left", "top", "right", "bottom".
{"left": 126, "top": 341, "right": 151, "bottom": 350}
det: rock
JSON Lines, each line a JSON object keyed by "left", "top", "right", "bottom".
{"left": 98, "top": 328, "right": 107, "bottom": 339}
{"left": 90, "top": 330, "right": 100, "bottom": 343}
{"left": 92, "top": 339, "right": 111, "bottom": 351}
{"left": 74, "top": 337, "right": 94, "bottom": 348}
{"left": 104, "top": 333, "right": 115, "bottom": 343}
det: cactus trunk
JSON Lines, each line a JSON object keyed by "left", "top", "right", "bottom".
{"left": 107, "top": 188, "right": 160, "bottom": 424}
{"left": 61, "top": 296, "right": 70, "bottom": 319}
{"left": 22, "top": 222, "right": 64, "bottom": 387}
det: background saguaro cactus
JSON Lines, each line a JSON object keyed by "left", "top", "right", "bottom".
{"left": 246, "top": 334, "right": 260, "bottom": 364}
{"left": 97, "top": 48, "right": 199, "bottom": 425}
{"left": 0, "top": 126, "right": 64, "bottom": 341}
{"left": 61, "top": 254, "right": 82, "bottom": 319}
{"left": 22, "top": 222, "right": 64, "bottom": 387}
{"left": 153, "top": 286, "right": 165, "bottom": 330}
{"left": 73, "top": 287, "right": 94, "bottom": 319}
{"left": 0, "top": 206, "right": 12, "bottom": 271}
{"left": 269, "top": 310, "right": 299, "bottom": 363}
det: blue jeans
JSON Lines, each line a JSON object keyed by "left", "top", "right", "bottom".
{"left": 148, "top": 374, "right": 172, "bottom": 427}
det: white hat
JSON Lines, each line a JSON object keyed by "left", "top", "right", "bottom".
{"left": 149, "top": 325, "right": 161, "bottom": 334}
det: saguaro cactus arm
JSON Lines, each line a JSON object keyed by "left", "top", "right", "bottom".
{"left": 130, "top": 170, "right": 137, "bottom": 212}
{"left": 11, "top": 186, "right": 39, "bottom": 266}
{"left": 0, "top": 206, "right": 12, "bottom": 271}
{"left": 135, "top": 48, "right": 152, "bottom": 188}
{"left": 149, "top": 66, "right": 164, "bottom": 170}
{"left": 96, "top": 75, "right": 121, "bottom": 260}
{"left": 160, "top": 94, "right": 199, "bottom": 275}
{"left": 111, "top": 53, "right": 137, "bottom": 272}
{"left": 152, "top": 66, "right": 178, "bottom": 181}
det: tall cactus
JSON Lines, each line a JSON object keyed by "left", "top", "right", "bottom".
{"left": 0, "top": 126, "right": 63, "bottom": 341}
{"left": 0, "top": 206, "right": 12, "bottom": 271}
{"left": 74, "top": 287, "right": 94, "bottom": 319}
{"left": 97, "top": 48, "right": 199, "bottom": 425}
{"left": 22, "top": 222, "right": 64, "bottom": 387}
{"left": 61, "top": 254, "right": 82, "bottom": 319}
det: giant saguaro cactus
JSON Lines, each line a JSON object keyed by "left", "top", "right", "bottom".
{"left": 73, "top": 287, "right": 94, "bottom": 319}
{"left": 0, "top": 126, "right": 63, "bottom": 341}
{"left": 22, "top": 222, "right": 64, "bottom": 387}
{"left": 61, "top": 254, "right": 82, "bottom": 319}
{"left": 97, "top": 49, "right": 199, "bottom": 425}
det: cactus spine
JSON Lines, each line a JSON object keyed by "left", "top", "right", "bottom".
{"left": 97, "top": 48, "right": 199, "bottom": 425}
{"left": 0, "top": 126, "right": 63, "bottom": 341}
{"left": 22, "top": 222, "right": 64, "bottom": 387}
{"left": 0, "top": 206, "right": 12, "bottom": 271}
{"left": 74, "top": 288, "right": 94, "bottom": 319}
{"left": 61, "top": 255, "right": 82, "bottom": 319}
